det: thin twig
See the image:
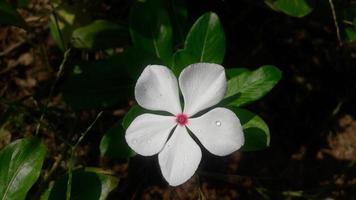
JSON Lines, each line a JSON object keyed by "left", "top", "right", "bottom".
{"left": 74, "top": 111, "right": 104, "bottom": 148}
{"left": 0, "top": 40, "right": 26, "bottom": 57}
{"left": 328, "top": 0, "right": 343, "bottom": 47}
{"left": 66, "top": 111, "right": 104, "bottom": 200}
{"left": 35, "top": 48, "right": 71, "bottom": 136}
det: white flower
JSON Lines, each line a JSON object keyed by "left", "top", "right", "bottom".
{"left": 125, "top": 63, "right": 244, "bottom": 186}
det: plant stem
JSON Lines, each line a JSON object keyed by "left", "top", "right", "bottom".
{"left": 328, "top": 0, "right": 343, "bottom": 47}
{"left": 35, "top": 48, "right": 71, "bottom": 136}
{"left": 65, "top": 111, "right": 103, "bottom": 200}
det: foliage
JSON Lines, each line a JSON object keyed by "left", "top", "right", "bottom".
{"left": 0, "top": 138, "right": 46, "bottom": 200}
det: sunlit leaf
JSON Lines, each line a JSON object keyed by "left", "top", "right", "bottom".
{"left": 0, "top": 137, "right": 46, "bottom": 200}
{"left": 224, "top": 65, "right": 282, "bottom": 107}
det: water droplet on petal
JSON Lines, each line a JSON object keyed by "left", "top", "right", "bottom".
{"left": 215, "top": 121, "right": 221, "bottom": 127}
{"left": 132, "top": 139, "right": 138, "bottom": 145}
{"left": 147, "top": 139, "right": 152, "bottom": 144}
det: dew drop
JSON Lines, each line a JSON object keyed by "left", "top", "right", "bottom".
{"left": 132, "top": 139, "right": 138, "bottom": 145}
{"left": 147, "top": 139, "right": 152, "bottom": 144}
{"left": 215, "top": 121, "right": 222, "bottom": 127}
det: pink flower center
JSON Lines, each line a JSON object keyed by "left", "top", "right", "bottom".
{"left": 176, "top": 113, "right": 188, "bottom": 126}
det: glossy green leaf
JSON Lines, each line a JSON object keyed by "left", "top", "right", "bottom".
{"left": 71, "top": 20, "right": 129, "bottom": 50}
{"left": 129, "top": 0, "right": 173, "bottom": 63}
{"left": 173, "top": 12, "right": 225, "bottom": 74}
{"left": 47, "top": 168, "right": 118, "bottom": 200}
{"left": 265, "top": 0, "right": 313, "bottom": 18}
{"left": 224, "top": 65, "right": 282, "bottom": 107}
{"left": 62, "top": 56, "right": 133, "bottom": 110}
{"left": 100, "top": 121, "right": 135, "bottom": 159}
{"left": 122, "top": 105, "right": 146, "bottom": 130}
{"left": 0, "top": 1, "right": 26, "bottom": 28}
{"left": 230, "top": 107, "right": 270, "bottom": 151}
{"left": 0, "top": 137, "right": 46, "bottom": 200}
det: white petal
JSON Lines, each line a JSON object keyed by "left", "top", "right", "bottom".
{"left": 179, "top": 63, "right": 226, "bottom": 116}
{"left": 135, "top": 65, "right": 182, "bottom": 115}
{"left": 125, "top": 114, "right": 176, "bottom": 156}
{"left": 187, "top": 107, "right": 244, "bottom": 156}
{"left": 158, "top": 126, "right": 202, "bottom": 186}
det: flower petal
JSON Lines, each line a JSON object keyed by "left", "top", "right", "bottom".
{"left": 158, "top": 126, "right": 202, "bottom": 186}
{"left": 187, "top": 107, "right": 244, "bottom": 156}
{"left": 179, "top": 63, "right": 226, "bottom": 116}
{"left": 125, "top": 113, "right": 176, "bottom": 156}
{"left": 135, "top": 65, "right": 182, "bottom": 115}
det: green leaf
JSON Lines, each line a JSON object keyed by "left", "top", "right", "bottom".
{"left": 345, "top": 27, "right": 356, "bottom": 42}
{"left": 40, "top": 182, "right": 54, "bottom": 200}
{"left": 229, "top": 107, "right": 270, "bottom": 151}
{"left": 115, "top": 47, "right": 164, "bottom": 80}
{"left": 49, "top": 5, "right": 76, "bottom": 51}
{"left": 49, "top": 4, "right": 90, "bottom": 51}
{"left": 265, "top": 0, "right": 313, "bottom": 18}
{"left": 0, "top": 137, "right": 46, "bottom": 200}
{"left": 165, "top": 0, "right": 188, "bottom": 45}
{"left": 173, "top": 12, "right": 225, "bottom": 74}
{"left": 224, "top": 65, "right": 282, "bottom": 107}
{"left": 226, "top": 68, "right": 249, "bottom": 80}
{"left": 171, "top": 49, "right": 195, "bottom": 73}
{"left": 47, "top": 168, "right": 118, "bottom": 200}
{"left": 122, "top": 105, "right": 146, "bottom": 130}
{"left": 71, "top": 20, "right": 129, "bottom": 50}
{"left": 100, "top": 121, "right": 135, "bottom": 159}
{"left": 62, "top": 56, "right": 133, "bottom": 110}
{"left": 0, "top": 1, "right": 26, "bottom": 28}
{"left": 129, "top": 0, "right": 173, "bottom": 63}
